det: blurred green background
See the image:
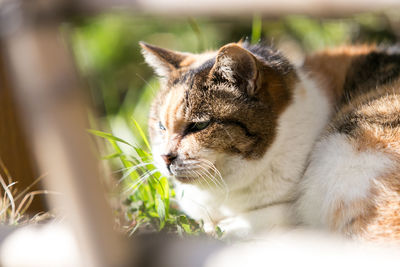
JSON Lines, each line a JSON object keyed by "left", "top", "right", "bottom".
{"left": 70, "top": 12, "right": 400, "bottom": 149}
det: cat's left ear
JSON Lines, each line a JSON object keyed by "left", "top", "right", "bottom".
{"left": 209, "top": 43, "right": 261, "bottom": 95}
{"left": 139, "top": 41, "right": 193, "bottom": 77}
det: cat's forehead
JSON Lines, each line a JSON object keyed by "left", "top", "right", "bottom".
{"left": 157, "top": 55, "right": 253, "bottom": 124}
{"left": 159, "top": 80, "right": 209, "bottom": 120}
{"left": 168, "top": 58, "right": 215, "bottom": 88}
{"left": 158, "top": 60, "right": 215, "bottom": 110}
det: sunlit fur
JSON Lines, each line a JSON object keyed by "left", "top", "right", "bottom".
{"left": 141, "top": 42, "right": 400, "bottom": 241}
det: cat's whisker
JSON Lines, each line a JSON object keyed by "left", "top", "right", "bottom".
{"left": 174, "top": 165, "right": 202, "bottom": 171}
{"left": 192, "top": 169, "right": 215, "bottom": 192}
{"left": 178, "top": 158, "right": 227, "bottom": 194}
{"left": 184, "top": 159, "right": 202, "bottom": 164}
{"left": 121, "top": 177, "right": 146, "bottom": 196}
{"left": 197, "top": 159, "right": 228, "bottom": 193}
{"left": 196, "top": 160, "right": 221, "bottom": 180}
{"left": 209, "top": 165, "right": 227, "bottom": 191}
{"left": 198, "top": 163, "right": 229, "bottom": 203}
{"left": 136, "top": 73, "right": 158, "bottom": 97}
{"left": 117, "top": 162, "right": 156, "bottom": 183}
{"left": 200, "top": 168, "right": 229, "bottom": 203}
{"left": 118, "top": 168, "right": 139, "bottom": 184}
{"left": 195, "top": 169, "right": 218, "bottom": 194}
{"left": 123, "top": 178, "right": 147, "bottom": 196}
{"left": 196, "top": 164, "right": 224, "bottom": 192}
{"left": 122, "top": 169, "right": 158, "bottom": 194}
{"left": 123, "top": 172, "right": 151, "bottom": 193}
{"left": 194, "top": 168, "right": 220, "bottom": 192}
{"left": 113, "top": 160, "right": 155, "bottom": 173}
{"left": 191, "top": 169, "right": 207, "bottom": 190}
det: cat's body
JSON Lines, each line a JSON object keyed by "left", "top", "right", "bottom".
{"left": 141, "top": 41, "right": 400, "bottom": 241}
{"left": 298, "top": 46, "right": 400, "bottom": 241}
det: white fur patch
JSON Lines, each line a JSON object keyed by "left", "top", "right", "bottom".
{"left": 296, "top": 133, "right": 394, "bottom": 229}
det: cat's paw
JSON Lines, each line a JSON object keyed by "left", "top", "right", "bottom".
{"left": 202, "top": 222, "right": 225, "bottom": 240}
{"left": 217, "top": 217, "right": 252, "bottom": 242}
{"left": 203, "top": 221, "right": 216, "bottom": 235}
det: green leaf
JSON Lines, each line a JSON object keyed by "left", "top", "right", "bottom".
{"left": 88, "top": 129, "right": 134, "bottom": 148}
{"left": 159, "top": 176, "right": 170, "bottom": 200}
{"left": 215, "top": 226, "right": 224, "bottom": 239}
{"left": 155, "top": 193, "right": 166, "bottom": 229}
{"left": 101, "top": 152, "right": 123, "bottom": 160}
{"left": 181, "top": 223, "right": 192, "bottom": 234}
{"left": 134, "top": 147, "right": 151, "bottom": 162}
{"left": 154, "top": 176, "right": 170, "bottom": 217}
{"left": 178, "top": 215, "right": 192, "bottom": 234}
{"left": 131, "top": 119, "right": 151, "bottom": 151}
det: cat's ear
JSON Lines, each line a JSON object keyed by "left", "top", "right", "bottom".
{"left": 209, "top": 43, "right": 261, "bottom": 95}
{"left": 139, "top": 41, "right": 192, "bottom": 77}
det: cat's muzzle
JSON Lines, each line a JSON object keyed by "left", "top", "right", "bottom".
{"left": 169, "top": 161, "right": 202, "bottom": 183}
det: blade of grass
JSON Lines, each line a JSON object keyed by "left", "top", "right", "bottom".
{"left": 251, "top": 14, "right": 262, "bottom": 44}
{"left": 16, "top": 190, "right": 61, "bottom": 216}
{"left": 102, "top": 152, "right": 124, "bottom": 160}
{"left": 131, "top": 119, "right": 151, "bottom": 151}
{"left": 0, "top": 157, "right": 13, "bottom": 185}
{"left": 88, "top": 129, "right": 135, "bottom": 148}
{"left": 0, "top": 173, "right": 15, "bottom": 224}
{"left": 155, "top": 193, "right": 166, "bottom": 229}
{"left": 188, "top": 17, "right": 205, "bottom": 52}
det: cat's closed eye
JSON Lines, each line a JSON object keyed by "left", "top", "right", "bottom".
{"left": 186, "top": 121, "right": 211, "bottom": 134}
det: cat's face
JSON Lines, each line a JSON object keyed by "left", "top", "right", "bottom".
{"left": 141, "top": 42, "right": 296, "bottom": 189}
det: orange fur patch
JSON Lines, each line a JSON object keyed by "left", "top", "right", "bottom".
{"left": 304, "top": 45, "right": 376, "bottom": 103}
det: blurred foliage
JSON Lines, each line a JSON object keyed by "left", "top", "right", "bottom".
{"left": 70, "top": 12, "right": 400, "bottom": 235}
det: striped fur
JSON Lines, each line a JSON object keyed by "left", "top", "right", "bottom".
{"left": 141, "top": 42, "right": 400, "bottom": 241}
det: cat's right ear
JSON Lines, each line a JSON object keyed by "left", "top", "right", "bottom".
{"left": 209, "top": 43, "right": 261, "bottom": 96}
{"left": 139, "top": 42, "right": 192, "bottom": 77}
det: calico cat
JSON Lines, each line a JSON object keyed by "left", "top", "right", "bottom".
{"left": 140, "top": 41, "right": 400, "bottom": 241}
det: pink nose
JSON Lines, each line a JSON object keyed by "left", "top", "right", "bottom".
{"left": 161, "top": 154, "right": 177, "bottom": 166}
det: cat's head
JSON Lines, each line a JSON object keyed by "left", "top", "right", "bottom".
{"left": 141, "top": 41, "right": 297, "bottom": 190}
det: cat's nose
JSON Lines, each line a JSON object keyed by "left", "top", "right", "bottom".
{"left": 161, "top": 153, "right": 177, "bottom": 167}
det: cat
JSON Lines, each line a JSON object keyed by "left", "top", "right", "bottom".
{"left": 140, "top": 40, "right": 400, "bottom": 241}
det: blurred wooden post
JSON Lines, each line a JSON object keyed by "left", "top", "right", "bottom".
{"left": 0, "top": 45, "right": 46, "bottom": 212}
{"left": 1, "top": 1, "right": 130, "bottom": 266}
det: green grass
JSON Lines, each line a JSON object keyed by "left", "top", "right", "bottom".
{"left": 251, "top": 14, "right": 262, "bottom": 44}
{"left": 89, "top": 123, "right": 205, "bottom": 237}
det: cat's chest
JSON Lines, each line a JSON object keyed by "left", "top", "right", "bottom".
{"left": 175, "top": 183, "right": 248, "bottom": 221}
{"left": 174, "top": 180, "right": 290, "bottom": 223}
